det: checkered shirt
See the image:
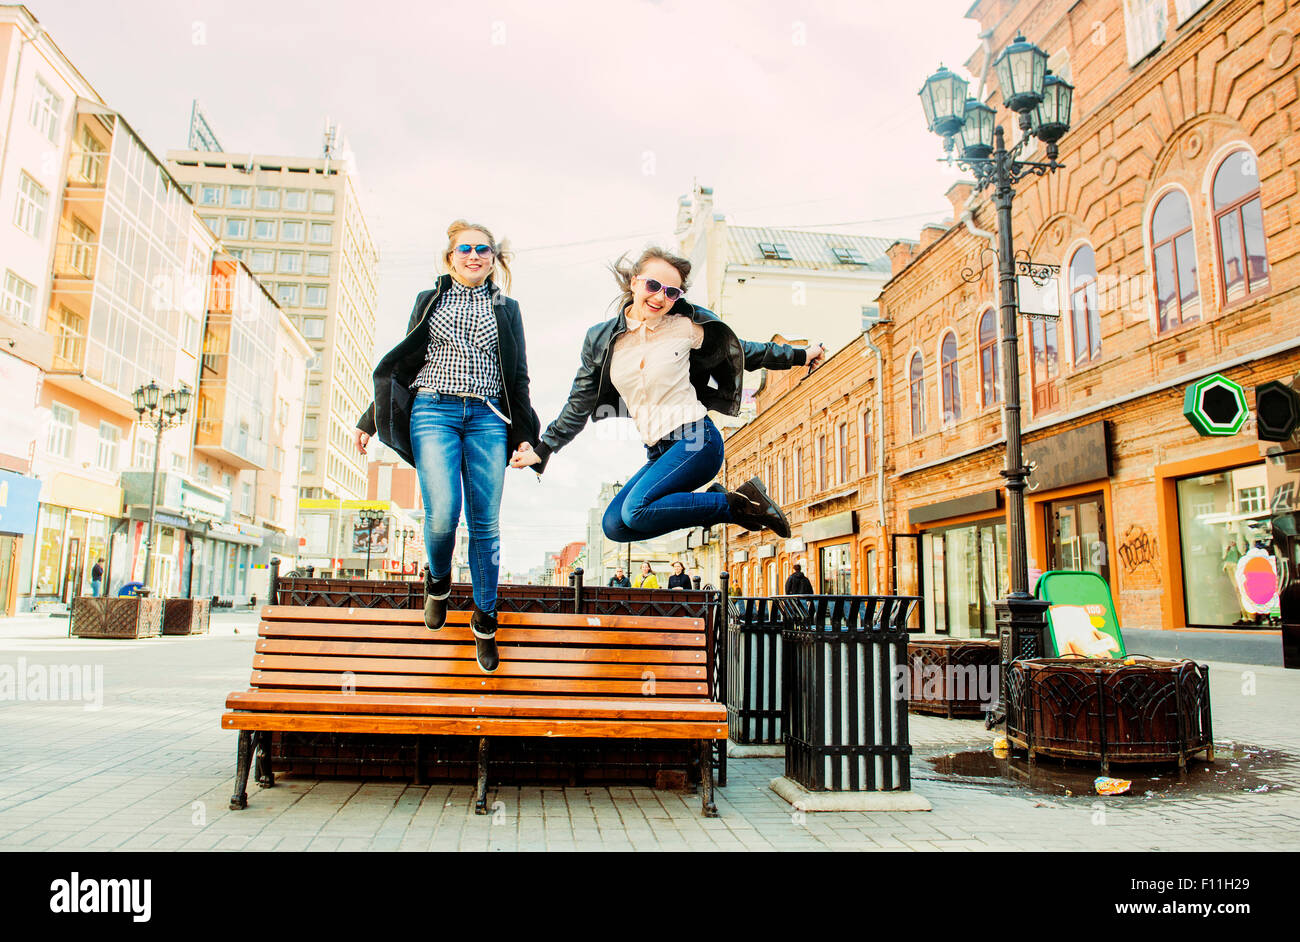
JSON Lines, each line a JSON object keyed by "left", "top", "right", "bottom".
{"left": 411, "top": 279, "right": 502, "bottom": 398}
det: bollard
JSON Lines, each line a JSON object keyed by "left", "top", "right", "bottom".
{"left": 571, "top": 567, "right": 585, "bottom": 614}
{"left": 269, "top": 557, "right": 281, "bottom": 608}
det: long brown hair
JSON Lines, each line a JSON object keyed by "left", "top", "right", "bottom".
{"left": 443, "top": 219, "right": 513, "bottom": 292}
{"left": 609, "top": 246, "right": 691, "bottom": 313}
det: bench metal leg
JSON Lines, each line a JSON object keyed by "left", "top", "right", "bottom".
{"left": 474, "top": 737, "right": 489, "bottom": 814}
{"left": 699, "top": 740, "right": 718, "bottom": 817}
{"left": 717, "top": 739, "right": 727, "bottom": 788}
{"left": 230, "top": 730, "right": 254, "bottom": 810}
{"left": 413, "top": 737, "right": 426, "bottom": 786}
{"left": 254, "top": 731, "right": 275, "bottom": 788}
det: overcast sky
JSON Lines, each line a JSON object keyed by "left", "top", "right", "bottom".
{"left": 34, "top": 0, "right": 981, "bottom": 573}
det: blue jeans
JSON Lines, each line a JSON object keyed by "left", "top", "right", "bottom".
{"left": 602, "top": 417, "right": 732, "bottom": 542}
{"left": 91, "top": 580, "right": 102, "bottom": 598}
{"left": 410, "top": 391, "right": 508, "bottom": 615}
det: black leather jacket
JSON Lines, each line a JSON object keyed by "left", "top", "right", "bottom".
{"left": 532, "top": 298, "right": 807, "bottom": 473}
{"left": 356, "top": 274, "right": 540, "bottom": 467}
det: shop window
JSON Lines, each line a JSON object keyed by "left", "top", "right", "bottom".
{"left": 819, "top": 543, "right": 852, "bottom": 595}
{"left": 1151, "top": 189, "right": 1199, "bottom": 331}
{"left": 1212, "top": 149, "right": 1269, "bottom": 305}
{"left": 1176, "top": 464, "right": 1277, "bottom": 627}
{"left": 34, "top": 505, "right": 67, "bottom": 595}
{"left": 978, "top": 308, "right": 999, "bottom": 407}
{"left": 1045, "top": 492, "right": 1109, "bottom": 585}
{"left": 940, "top": 332, "right": 960, "bottom": 425}
{"left": 1069, "top": 245, "right": 1102, "bottom": 364}
{"left": 923, "top": 520, "right": 1007, "bottom": 638}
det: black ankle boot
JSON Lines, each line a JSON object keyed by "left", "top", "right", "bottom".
{"left": 423, "top": 573, "right": 451, "bottom": 631}
{"left": 470, "top": 607, "right": 499, "bottom": 673}
{"left": 726, "top": 476, "right": 792, "bottom": 538}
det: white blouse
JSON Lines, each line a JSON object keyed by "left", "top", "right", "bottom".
{"left": 609, "top": 313, "right": 707, "bottom": 445}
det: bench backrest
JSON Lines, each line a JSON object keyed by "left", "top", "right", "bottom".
{"left": 250, "top": 605, "right": 712, "bottom": 700}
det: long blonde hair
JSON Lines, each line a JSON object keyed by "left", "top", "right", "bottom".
{"left": 443, "top": 219, "right": 513, "bottom": 293}
{"left": 609, "top": 246, "right": 691, "bottom": 313}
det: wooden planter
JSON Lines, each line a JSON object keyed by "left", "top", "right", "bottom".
{"left": 906, "top": 636, "right": 1001, "bottom": 718}
{"left": 163, "top": 598, "right": 211, "bottom": 635}
{"left": 1005, "top": 657, "right": 1214, "bottom": 772}
{"left": 71, "top": 596, "right": 164, "bottom": 639}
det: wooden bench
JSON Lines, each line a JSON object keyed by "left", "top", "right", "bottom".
{"left": 223, "top": 605, "right": 729, "bottom": 815}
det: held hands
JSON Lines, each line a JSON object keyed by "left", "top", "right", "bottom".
{"left": 509, "top": 441, "right": 541, "bottom": 469}
{"left": 354, "top": 428, "right": 370, "bottom": 455}
{"left": 805, "top": 343, "right": 827, "bottom": 370}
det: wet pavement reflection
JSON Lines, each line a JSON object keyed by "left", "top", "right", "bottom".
{"left": 918, "top": 741, "right": 1290, "bottom": 799}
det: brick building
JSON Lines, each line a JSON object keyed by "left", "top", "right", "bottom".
{"left": 723, "top": 331, "right": 887, "bottom": 600}
{"left": 724, "top": 0, "right": 1300, "bottom": 633}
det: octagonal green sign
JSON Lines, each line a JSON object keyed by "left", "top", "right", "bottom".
{"left": 1183, "top": 373, "right": 1248, "bottom": 436}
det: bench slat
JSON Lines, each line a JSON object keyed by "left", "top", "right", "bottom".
{"left": 251, "top": 653, "right": 706, "bottom": 680}
{"left": 250, "top": 669, "right": 709, "bottom": 697}
{"left": 261, "top": 605, "right": 704, "bottom": 632}
{"left": 226, "top": 689, "right": 726, "bottom": 721}
{"left": 222, "top": 711, "right": 728, "bottom": 739}
{"left": 255, "top": 637, "right": 708, "bottom": 665}
{"left": 259, "top": 622, "right": 706, "bottom": 648}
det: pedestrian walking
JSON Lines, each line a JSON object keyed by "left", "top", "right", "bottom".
{"left": 509, "top": 247, "right": 824, "bottom": 544}
{"left": 355, "top": 220, "right": 541, "bottom": 673}
{"left": 667, "top": 560, "right": 691, "bottom": 590}
{"left": 633, "top": 562, "right": 659, "bottom": 589}
{"left": 90, "top": 558, "right": 104, "bottom": 598}
{"left": 784, "top": 562, "right": 814, "bottom": 595}
{"left": 608, "top": 568, "right": 631, "bottom": 588}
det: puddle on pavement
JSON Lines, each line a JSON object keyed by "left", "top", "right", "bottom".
{"left": 920, "top": 741, "right": 1289, "bottom": 799}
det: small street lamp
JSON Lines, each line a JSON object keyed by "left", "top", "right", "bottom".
{"left": 920, "top": 36, "right": 1074, "bottom": 712}
{"left": 356, "top": 508, "right": 386, "bottom": 580}
{"left": 397, "top": 527, "right": 417, "bottom": 578}
{"left": 133, "top": 381, "right": 191, "bottom": 594}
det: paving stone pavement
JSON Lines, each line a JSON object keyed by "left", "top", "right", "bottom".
{"left": 1, "top": 612, "right": 1298, "bottom": 851}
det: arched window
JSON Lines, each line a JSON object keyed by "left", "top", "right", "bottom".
{"left": 1151, "top": 189, "right": 1199, "bottom": 331}
{"left": 1029, "top": 316, "right": 1060, "bottom": 414}
{"left": 909, "top": 351, "right": 925, "bottom": 436}
{"left": 978, "top": 309, "right": 1000, "bottom": 407}
{"left": 940, "top": 332, "right": 960, "bottom": 424}
{"left": 1213, "top": 149, "right": 1269, "bottom": 304}
{"left": 1069, "top": 244, "right": 1102, "bottom": 364}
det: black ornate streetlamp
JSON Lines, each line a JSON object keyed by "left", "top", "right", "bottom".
{"left": 397, "top": 526, "right": 417, "bottom": 577}
{"left": 920, "top": 37, "right": 1074, "bottom": 711}
{"left": 132, "top": 381, "right": 191, "bottom": 594}
{"left": 357, "top": 508, "right": 386, "bottom": 579}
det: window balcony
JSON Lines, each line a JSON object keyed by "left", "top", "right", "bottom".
{"left": 52, "top": 239, "right": 98, "bottom": 279}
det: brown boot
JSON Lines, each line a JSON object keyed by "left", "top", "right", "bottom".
{"left": 470, "top": 606, "right": 499, "bottom": 673}
{"left": 423, "top": 572, "right": 450, "bottom": 631}
{"left": 726, "top": 476, "right": 791, "bottom": 539}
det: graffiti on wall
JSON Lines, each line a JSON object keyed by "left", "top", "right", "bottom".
{"left": 1117, "top": 524, "right": 1159, "bottom": 574}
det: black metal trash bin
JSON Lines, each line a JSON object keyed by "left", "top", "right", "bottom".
{"left": 726, "top": 596, "right": 798, "bottom": 744}
{"left": 780, "top": 594, "right": 919, "bottom": 792}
